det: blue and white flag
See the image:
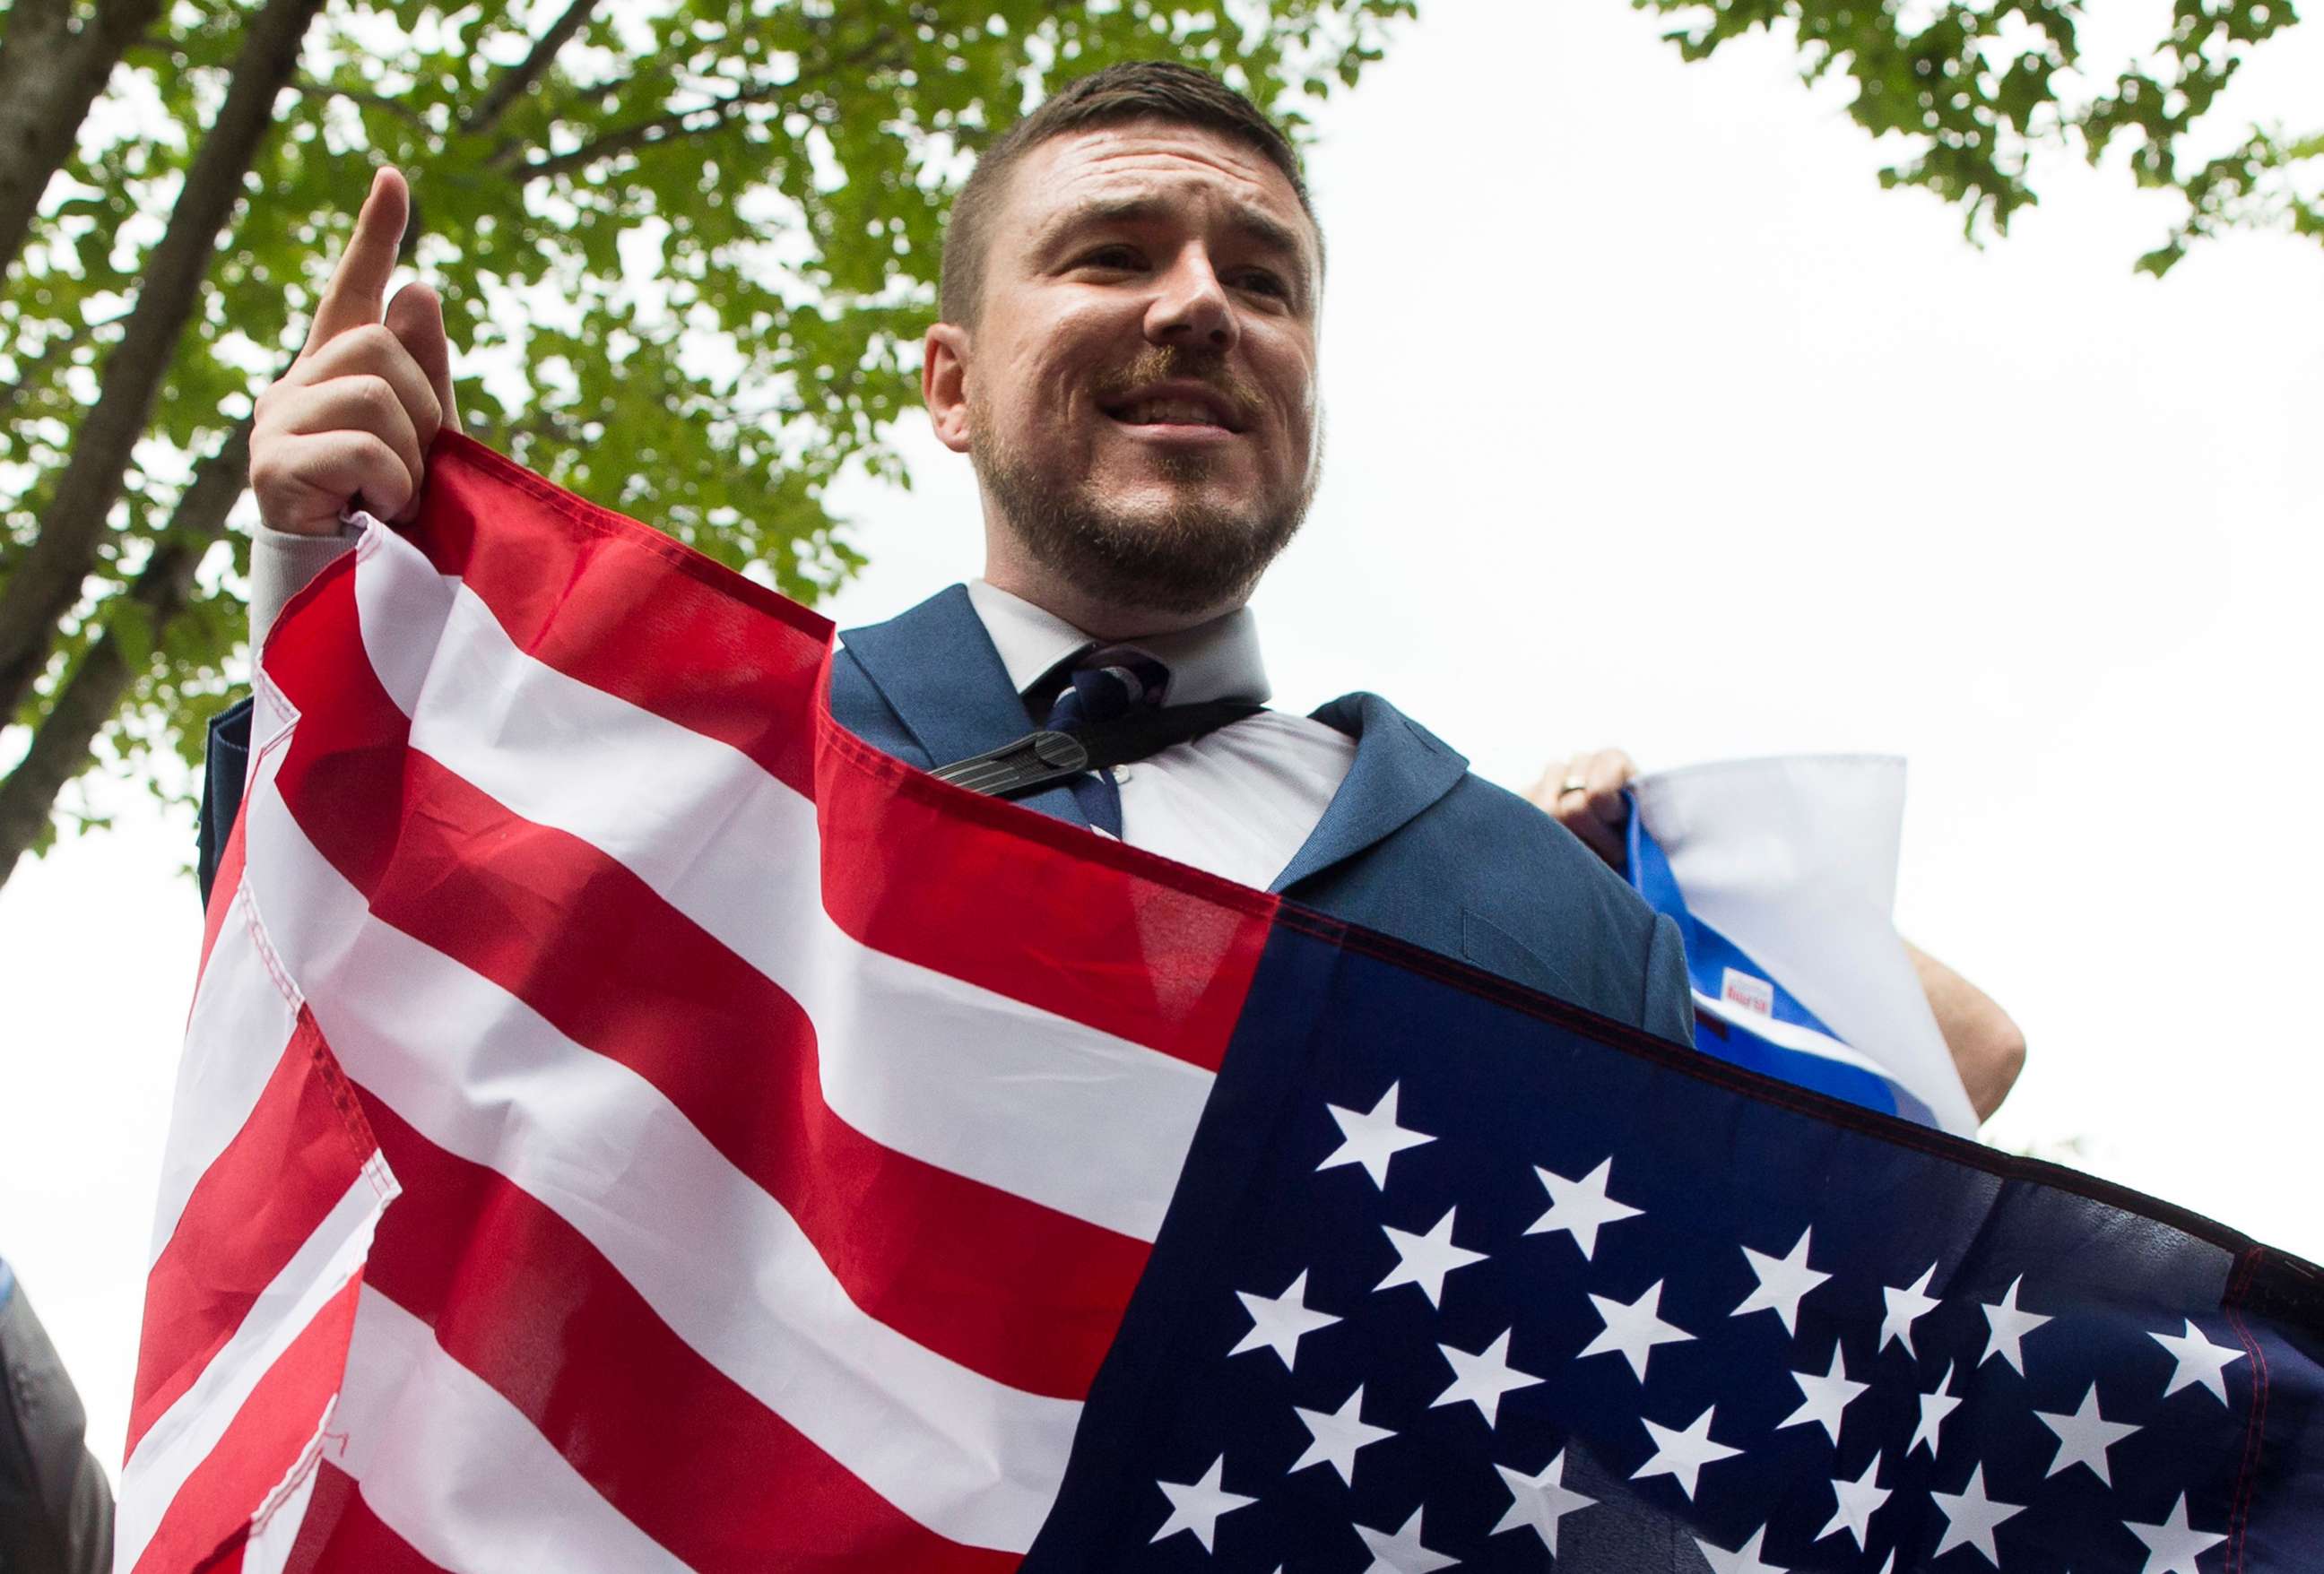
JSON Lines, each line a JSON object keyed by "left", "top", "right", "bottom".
{"left": 1625, "top": 756, "right": 1979, "bottom": 1134}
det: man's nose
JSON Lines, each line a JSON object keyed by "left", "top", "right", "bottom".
{"left": 1143, "top": 248, "right": 1238, "bottom": 351}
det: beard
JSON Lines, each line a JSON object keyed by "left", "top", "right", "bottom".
{"left": 968, "top": 354, "right": 1316, "bottom": 618}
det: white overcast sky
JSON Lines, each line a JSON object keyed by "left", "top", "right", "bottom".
{"left": 4, "top": 0, "right": 2319, "bottom": 1467}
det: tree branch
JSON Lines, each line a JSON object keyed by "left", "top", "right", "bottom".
{"left": 512, "top": 25, "right": 900, "bottom": 184}
{"left": 463, "top": 0, "right": 599, "bottom": 134}
{"left": 512, "top": 77, "right": 795, "bottom": 182}
{"left": 287, "top": 74, "right": 429, "bottom": 126}
{"left": 0, "top": 0, "right": 325, "bottom": 729}
{"left": 0, "top": 0, "right": 167, "bottom": 279}
{"left": 0, "top": 419, "right": 249, "bottom": 889}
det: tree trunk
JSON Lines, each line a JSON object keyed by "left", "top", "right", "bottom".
{"left": 0, "top": 420, "right": 249, "bottom": 889}
{"left": 0, "top": 0, "right": 167, "bottom": 279}
{"left": 0, "top": 0, "right": 323, "bottom": 731}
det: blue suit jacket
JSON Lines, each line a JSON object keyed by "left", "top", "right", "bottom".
{"left": 834, "top": 585, "right": 1695, "bottom": 1044}
{"left": 200, "top": 583, "right": 1694, "bottom": 1043}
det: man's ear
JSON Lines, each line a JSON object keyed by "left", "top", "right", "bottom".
{"left": 923, "top": 322, "right": 972, "bottom": 454}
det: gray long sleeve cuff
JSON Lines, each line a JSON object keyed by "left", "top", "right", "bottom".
{"left": 248, "top": 520, "right": 361, "bottom": 652}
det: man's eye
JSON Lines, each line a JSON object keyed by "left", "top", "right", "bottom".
{"left": 1077, "top": 246, "right": 1142, "bottom": 271}
{"left": 1236, "top": 271, "right": 1290, "bottom": 299}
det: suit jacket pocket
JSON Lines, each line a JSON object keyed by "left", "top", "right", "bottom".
{"left": 1460, "top": 905, "right": 1589, "bottom": 1010}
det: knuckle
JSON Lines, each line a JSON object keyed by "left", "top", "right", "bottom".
{"left": 343, "top": 322, "right": 400, "bottom": 360}
{"left": 343, "top": 374, "right": 401, "bottom": 423}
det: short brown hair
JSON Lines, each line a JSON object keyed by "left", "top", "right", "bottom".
{"left": 938, "top": 61, "right": 1316, "bottom": 325}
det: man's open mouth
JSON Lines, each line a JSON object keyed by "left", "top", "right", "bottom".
{"left": 1099, "top": 381, "right": 1246, "bottom": 432}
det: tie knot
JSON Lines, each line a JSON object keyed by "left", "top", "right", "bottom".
{"left": 1043, "top": 646, "right": 1170, "bottom": 731}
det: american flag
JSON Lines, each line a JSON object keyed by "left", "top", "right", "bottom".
{"left": 122, "top": 437, "right": 2322, "bottom": 1571}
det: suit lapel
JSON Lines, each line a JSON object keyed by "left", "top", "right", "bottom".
{"left": 839, "top": 584, "right": 1091, "bottom": 827}
{"left": 1270, "top": 692, "right": 1470, "bottom": 894}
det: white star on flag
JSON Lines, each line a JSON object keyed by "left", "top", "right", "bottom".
{"left": 2150, "top": 1318, "right": 2246, "bottom": 1404}
{"left": 1910, "top": 1360, "right": 1964, "bottom": 1458}
{"left": 1230, "top": 1268, "right": 1341, "bottom": 1371}
{"left": 1778, "top": 1342, "right": 1869, "bottom": 1446}
{"left": 1523, "top": 1156, "right": 1643, "bottom": 1259}
{"left": 1317, "top": 1082, "right": 1435, "bottom": 1189}
{"left": 1817, "top": 1449, "right": 1891, "bottom": 1550}
{"left": 1929, "top": 1463, "right": 2025, "bottom": 1567}
{"left": 1432, "top": 1328, "right": 1544, "bottom": 1427}
{"left": 1354, "top": 1506, "right": 1460, "bottom": 1573}
{"left": 1632, "top": 1405, "right": 1742, "bottom": 1501}
{"left": 1878, "top": 1262, "right": 1941, "bottom": 1357}
{"left": 1290, "top": 1384, "right": 1396, "bottom": 1487}
{"left": 1151, "top": 1455, "right": 1256, "bottom": 1552}
{"left": 1978, "top": 1275, "right": 2053, "bottom": 1375}
{"left": 2123, "top": 1492, "right": 2228, "bottom": 1574}
{"left": 1376, "top": 1206, "right": 1487, "bottom": 1307}
{"left": 1731, "top": 1227, "right": 1829, "bottom": 1336}
{"left": 1491, "top": 1448, "right": 1596, "bottom": 1554}
{"left": 1695, "top": 1525, "right": 1789, "bottom": 1574}
{"left": 1578, "top": 1278, "right": 1695, "bottom": 1381}
{"left": 2034, "top": 1382, "right": 2141, "bottom": 1485}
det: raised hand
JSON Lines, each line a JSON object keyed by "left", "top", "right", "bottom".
{"left": 249, "top": 168, "right": 459, "bottom": 534}
{"left": 1528, "top": 747, "right": 1638, "bottom": 869}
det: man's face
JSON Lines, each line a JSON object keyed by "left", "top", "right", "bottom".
{"left": 932, "top": 118, "right": 1322, "bottom": 620}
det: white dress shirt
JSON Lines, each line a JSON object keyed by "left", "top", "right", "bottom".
{"left": 954, "top": 581, "right": 1356, "bottom": 890}
{"left": 249, "top": 525, "right": 1355, "bottom": 889}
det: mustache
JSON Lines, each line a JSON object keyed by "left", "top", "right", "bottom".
{"left": 1092, "top": 347, "right": 1263, "bottom": 426}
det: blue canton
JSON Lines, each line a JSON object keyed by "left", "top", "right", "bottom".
{"left": 1025, "top": 920, "right": 2324, "bottom": 1572}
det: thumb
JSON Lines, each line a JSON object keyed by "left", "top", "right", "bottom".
{"left": 386, "top": 281, "right": 461, "bottom": 436}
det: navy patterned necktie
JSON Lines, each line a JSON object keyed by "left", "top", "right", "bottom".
{"left": 1037, "top": 646, "right": 1171, "bottom": 837}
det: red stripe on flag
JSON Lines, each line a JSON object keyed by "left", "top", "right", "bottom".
{"left": 818, "top": 718, "right": 1277, "bottom": 1073}
{"left": 264, "top": 558, "right": 1149, "bottom": 1397}
{"left": 404, "top": 434, "right": 830, "bottom": 800}
{"left": 280, "top": 1461, "right": 450, "bottom": 1574}
{"left": 130, "top": 1012, "right": 376, "bottom": 1457}
{"left": 195, "top": 784, "right": 252, "bottom": 990}
{"left": 401, "top": 436, "right": 1277, "bottom": 1072}
{"left": 355, "top": 1096, "right": 1021, "bottom": 1573}
{"left": 130, "top": 1271, "right": 365, "bottom": 1574}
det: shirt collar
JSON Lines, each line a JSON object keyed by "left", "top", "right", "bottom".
{"left": 964, "top": 579, "right": 1272, "bottom": 707}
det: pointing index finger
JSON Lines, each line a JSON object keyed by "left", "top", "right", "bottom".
{"left": 304, "top": 167, "right": 411, "bottom": 354}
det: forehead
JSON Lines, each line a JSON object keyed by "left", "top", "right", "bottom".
{"left": 999, "top": 118, "right": 1318, "bottom": 269}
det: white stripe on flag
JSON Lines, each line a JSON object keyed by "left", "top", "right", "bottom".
{"left": 149, "top": 889, "right": 301, "bottom": 1264}
{"left": 1692, "top": 990, "right": 1899, "bottom": 1080}
{"left": 352, "top": 531, "right": 1213, "bottom": 1242}
{"left": 238, "top": 1399, "right": 336, "bottom": 1574}
{"left": 241, "top": 781, "right": 1082, "bottom": 1553}
{"left": 117, "top": 1166, "right": 393, "bottom": 1571}
{"left": 334, "top": 1288, "right": 692, "bottom": 1574}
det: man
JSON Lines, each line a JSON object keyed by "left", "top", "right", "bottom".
{"left": 206, "top": 63, "right": 1695, "bottom": 1042}
{"left": 0, "top": 1258, "right": 114, "bottom": 1574}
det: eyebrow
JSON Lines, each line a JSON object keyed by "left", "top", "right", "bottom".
{"left": 1034, "top": 195, "right": 1312, "bottom": 276}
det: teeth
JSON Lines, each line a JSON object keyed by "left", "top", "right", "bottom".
{"left": 1116, "top": 399, "right": 1226, "bottom": 427}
